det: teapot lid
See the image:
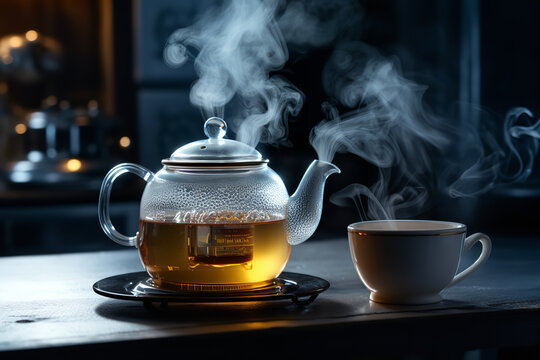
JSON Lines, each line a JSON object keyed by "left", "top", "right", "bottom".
{"left": 162, "top": 117, "right": 268, "bottom": 167}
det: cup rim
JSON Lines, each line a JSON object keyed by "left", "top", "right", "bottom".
{"left": 347, "top": 219, "right": 467, "bottom": 236}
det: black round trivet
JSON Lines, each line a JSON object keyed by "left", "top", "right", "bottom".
{"left": 93, "top": 271, "right": 329, "bottom": 307}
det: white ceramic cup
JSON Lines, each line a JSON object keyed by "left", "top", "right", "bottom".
{"left": 348, "top": 220, "right": 491, "bottom": 305}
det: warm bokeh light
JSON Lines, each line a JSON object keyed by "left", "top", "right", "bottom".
{"left": 2, "top": 55, "right": 13, "bottom": 64}
{"left": 119, "top": 136, "right": 131, "bottom": 148}
{"left": 0, "top": 82, "right": 7, "bottom": 94}
{"left": 75, "top": 116, "right": 89, "bottom": 126}
{"left": 8, "top": 36, "right": 23, "bottom": 48}
{"left": 43, "top": 95, "right": 58, "bottom": 107}
{"left": 14, "top": 123, "right": 27, "bottom": 135}
{"left": 25, "top": 30, "right": 38, "bottom": 42}
{"left": 65, "top": 159, "right": 82, "bottom": 172}
{"left": 88, "top": 99, "right": 98, "bottom": 109}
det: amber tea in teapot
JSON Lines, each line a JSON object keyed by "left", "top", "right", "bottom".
{"left": 98, "top": 118, "right": 340, "bottom": 291}
{"left": 137, "top": 215, "right": 291, "bottom": 290}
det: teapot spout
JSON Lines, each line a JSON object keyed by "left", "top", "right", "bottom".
{"left": 287, "top": 160, "right": 340, "bottom": 245}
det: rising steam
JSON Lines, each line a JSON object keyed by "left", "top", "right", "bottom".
{"left": 164, "top": 0, "right": 359, "bottom": 148}
{"left": 164, "top": 1, "right": 540, "bottom": 222}
{"left": 311, "top": 44, "right": 540, "bottom": 220}
{"left": 164, "top": 0, "right": 303, "bottom": 147}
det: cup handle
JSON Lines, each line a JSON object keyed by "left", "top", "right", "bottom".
{"left": 447, "top": 233, "right": 492, "bottom": 287}
{"left": 98, "top": 163, "right": 154, "bottom": 246}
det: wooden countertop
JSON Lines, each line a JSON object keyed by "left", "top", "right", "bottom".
{"left": 1, "top": 237, "right": 540, "bottom": 358}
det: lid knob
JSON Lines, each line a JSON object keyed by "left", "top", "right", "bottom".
{"left": 204, "top": 117, "right": 227, "bottom": 139}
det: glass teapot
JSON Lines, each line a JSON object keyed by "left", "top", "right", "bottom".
{"left": 98, "top": 117, "right": 340, "bottom": 290}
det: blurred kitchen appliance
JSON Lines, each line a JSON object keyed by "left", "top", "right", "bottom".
{"left": 0, "top": 31, "right": 61, "bottom": 86}
{"left": 0, "top": 30, "right": 123, "bottom": 188}
{"left": 3, "top": 101, "right": 118, "bottom": 188}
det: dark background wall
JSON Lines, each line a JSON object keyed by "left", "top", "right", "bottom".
{"left": 0, "top": 0, "right": 539, "bottom": 255}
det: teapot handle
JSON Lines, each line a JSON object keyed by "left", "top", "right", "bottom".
{"left": 98, "top": 163, "right": 154, "bottom": 246}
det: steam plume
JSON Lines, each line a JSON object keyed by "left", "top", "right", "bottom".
{"left": 311, "top": 44, "right": 449, "bottom": 219}
{"left": 163, "top": 1, "right": 540, "bottom": 221}
{"left": 164, "top": 0, "right": 359, "bottom": 147}
{"left": 164, "top": 0, "right": 303, "bottom": 147}
{"left": 311, "top": 44, "right": 540, "bottom": 220}
{"left": 446, "top": 107, "right": 539, "bottom": 197}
